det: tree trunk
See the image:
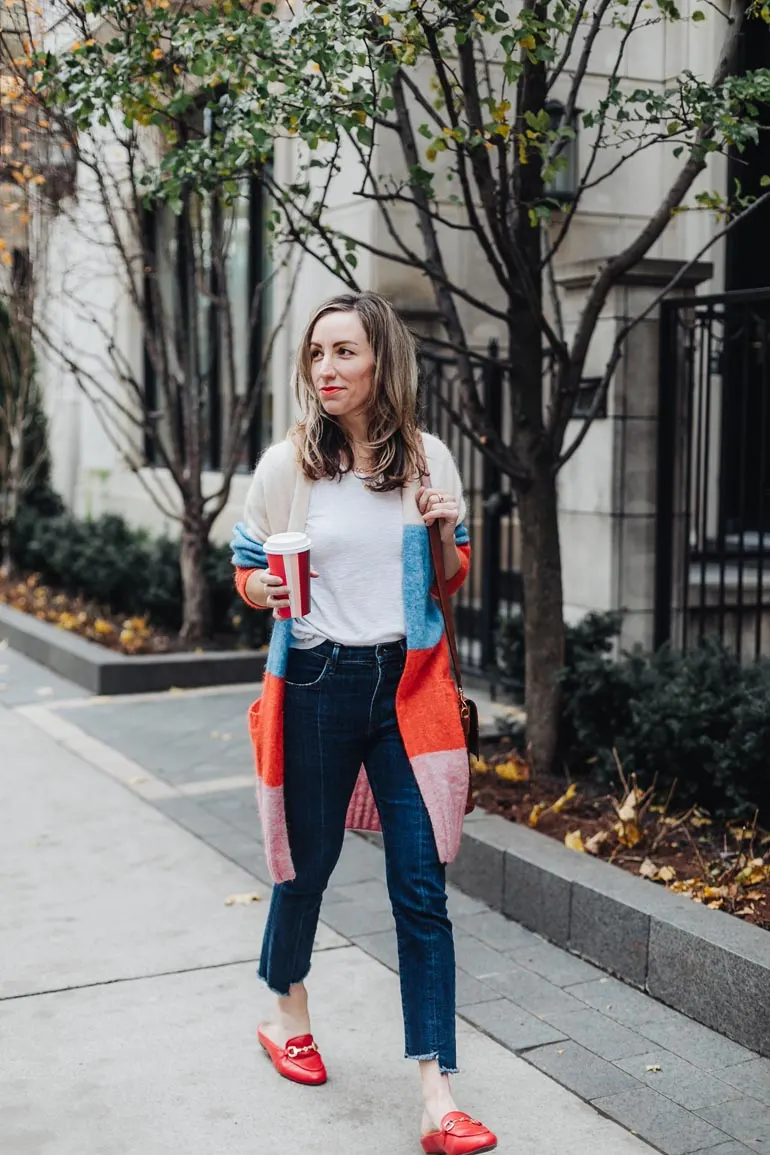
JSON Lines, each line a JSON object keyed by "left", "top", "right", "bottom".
{"left": 0, "top": 442, "right": 21, "bottom": 578}
{"left": 517, "top": 458, "right": 565, "bottom": 775}
{"left": 179, "top": 519, "right": 210, "bottom": 645}
{"left": 0, "top": 519, "right": 14, "bottom": 578}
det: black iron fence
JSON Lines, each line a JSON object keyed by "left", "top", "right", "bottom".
{"left": 656, "top": 288, "right": 770, "bottom": 660}
{"left": 418, "top": 344, "right": 523, "bottom": 680}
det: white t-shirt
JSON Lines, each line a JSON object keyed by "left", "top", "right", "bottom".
{"left": 291, "top": 470, "right": 405, "bottom": 648}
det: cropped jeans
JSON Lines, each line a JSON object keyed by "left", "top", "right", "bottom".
{"left": 258, "top": 638, "right": 457, "bottom": 1074}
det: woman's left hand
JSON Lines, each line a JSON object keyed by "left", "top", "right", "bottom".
{"left": 417, "top": 486, "right": 459, "bottom": 545}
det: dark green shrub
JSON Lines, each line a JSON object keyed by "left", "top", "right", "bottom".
{"left": 9, "top": 502, "right": 268, "bottom": 649}
{"left": 559, "top": 637, "right": 770, "bottom": 819}
{"left": 495, "top": 608, "right": 622, "bottom": 699}
{"left": 497, "top": 606, "right": 770, "bottom": 818}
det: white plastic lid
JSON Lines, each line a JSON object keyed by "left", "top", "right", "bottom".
{"left": 263, "top": 531, "right": 311, "bottom": 556}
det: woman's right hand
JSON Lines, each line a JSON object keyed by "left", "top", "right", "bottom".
{"left": 245, "top": 568, "right": 318, "bottom": 619}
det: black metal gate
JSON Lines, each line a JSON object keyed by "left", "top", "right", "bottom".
{"left": 656, "top": 288, "right": 770, "bottom": 660}
{"left": 418, "top": 344, "right": 522, "bottom": 680}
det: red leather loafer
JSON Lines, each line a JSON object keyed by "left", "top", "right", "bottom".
{"left": 257, "top": 1027, "right": 327, "bottom": 1086}
{"left": 420, "top": 1111, "right": 497, "bottom": 1155}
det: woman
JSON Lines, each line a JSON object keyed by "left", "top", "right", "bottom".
{"left": 231, "top": 291, "right": 496, "bottom": 1155}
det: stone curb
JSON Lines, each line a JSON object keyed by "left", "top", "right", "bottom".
{"left": 0, "top": 604, "right": 266, "bottom": 694}
{"left": 448, "top": 812, "right": 770, "bottom": 1058}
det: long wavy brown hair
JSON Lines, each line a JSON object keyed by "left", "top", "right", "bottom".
{"left": 292, "top": 292, "right": 424, "bottom": 491}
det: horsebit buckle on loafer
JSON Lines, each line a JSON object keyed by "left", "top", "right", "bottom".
{"left": 445, "top": 1119, "right": 483, "bottom": 1132}
{"left": 286, "top": 1042, "right": 318, "bottom": 1058}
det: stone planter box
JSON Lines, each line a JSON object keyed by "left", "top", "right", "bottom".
{"left": 449, "top": 812, "right": 770, "bottom": 1057}
{"left": 0, "top": 603, "right": 266, "bottom": 695}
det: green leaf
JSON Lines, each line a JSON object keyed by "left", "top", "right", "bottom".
{"left": 168, "top": 92, "right": 194, "bottom": 117}
{"left": 691, "top": 7, "right": 706, "bottom": 17}
{"left": 761, "top": 174, "right": 770, "bottom": 187}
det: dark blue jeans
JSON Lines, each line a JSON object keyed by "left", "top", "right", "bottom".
{"left": 258, "top": 639, "right": 457, "bottom": 1074}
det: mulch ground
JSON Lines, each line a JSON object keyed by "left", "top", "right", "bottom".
{"left": 473, "top": 736, "right": 770, "bottom": 932}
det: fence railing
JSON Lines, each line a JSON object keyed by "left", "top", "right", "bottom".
{"left": 656, "top": 288, "right": 770, "bottom": 661}
{"left": 418, "top": 343, "right": 523, "bottom": 682}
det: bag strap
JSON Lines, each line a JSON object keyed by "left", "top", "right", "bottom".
{"left": 428, "top": 520, "right": 464, "bottom": 693}
{"left": 419, "top": 436, "right": 464, "bottom": 694}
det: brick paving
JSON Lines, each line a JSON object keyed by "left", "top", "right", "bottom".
{"left": 5, "top": 643, "right": 770, "bottom": 1155}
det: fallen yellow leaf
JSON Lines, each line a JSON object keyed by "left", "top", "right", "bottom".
{"left": 616, "top": 788, "right": 643, "bottom": 824}
{"left": 658, "top": 865, "right": 677, "bottom": 883}
{"left": 224, "top": 892, "right": 261, "bottom": 906}
{"left": 584, "top": 830, "right": 609, "bottom": 856}
{"left": 551, "top": 782, "right": 578, "bottom": 813}
{"left": 528, "top": 802, "right": 548, "bottom": 828}
{"left": 646, "top": 1064, "right": 662, "bottom": 1073}
{"left": 123, "top": 616, "right": 148, "bottom": 631}
{"left": 614, "top": 819, "right": 642, "bottom": 849}
{"left": 494, "top": 756, "right": 530, "bottom": 783}
{"left": 639, "top": 858, "right": 659, "bottom": 880}
{"left": 736, "top": 859, "right": 769, "bottom": 887}
{"left": 565, "top": 830, "right": 585, "bottom": 853}
{"left": 670, "top": 878, "right": 698, "bottom": 893}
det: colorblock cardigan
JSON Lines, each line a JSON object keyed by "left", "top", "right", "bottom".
{"left": 232, "top": 432, "right": 471, "bottom": 884}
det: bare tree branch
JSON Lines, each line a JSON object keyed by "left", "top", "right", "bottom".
{"left": 547, "top": 0, "right": 591, "bottom": 93}
{"left": 544, "top": 0, "right": 647, "bottom": 270}
{"left": 406, "top": 38, "right": 512, "bottom": 295}
{"left": 391, "top": 69, "right": 531, "bottom": 486}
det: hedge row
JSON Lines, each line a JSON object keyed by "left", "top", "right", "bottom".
{"left": 9, "top": 493, "right": 268, "bottom": 650}
{"left": 497, "top": 610, "right": 770, "bottom": 821}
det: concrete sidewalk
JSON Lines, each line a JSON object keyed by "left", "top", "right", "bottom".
{"left": 0, "top": 702, "right": 656, "bottom": 1155}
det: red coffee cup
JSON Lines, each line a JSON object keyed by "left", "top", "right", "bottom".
{"left": 264, "top": 532, "right": 312, "bottom": 619}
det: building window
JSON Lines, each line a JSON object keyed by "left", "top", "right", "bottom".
{"left": 143, "top": 174, "right": 270, "bottom": 473}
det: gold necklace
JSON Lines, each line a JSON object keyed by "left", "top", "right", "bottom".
{"left": 351, "top": 441, "right": 371, "bottom": 474}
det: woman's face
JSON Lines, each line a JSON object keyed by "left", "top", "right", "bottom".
{"left": 308, "top": 310, "right": 376, "bottom": 431}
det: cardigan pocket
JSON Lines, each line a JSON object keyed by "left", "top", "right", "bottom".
{"left": 248, "top": 697, "right": 262, "bottom": 740}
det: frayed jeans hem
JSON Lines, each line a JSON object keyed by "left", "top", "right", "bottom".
{"left": 405, "top": 1051, "right": 459, "bottom": 1076}
{"left": 257, "top": 964, "right": 311, "bottom": 998}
